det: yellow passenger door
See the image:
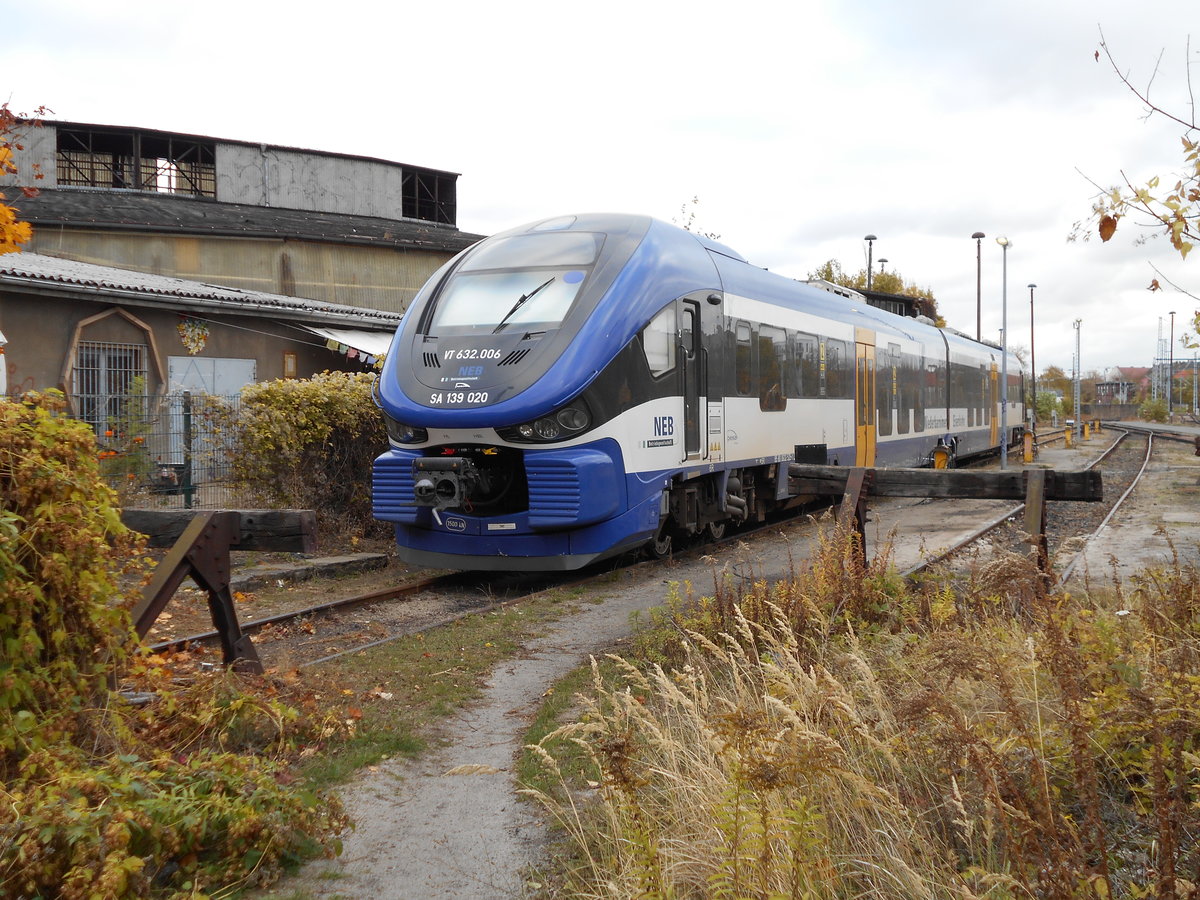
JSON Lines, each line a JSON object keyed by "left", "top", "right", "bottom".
{"left": 855, "top": 331, "right": 876, "bottom": 466}
{"left": 989, "top": 363, "right": 999, "bottom": 447}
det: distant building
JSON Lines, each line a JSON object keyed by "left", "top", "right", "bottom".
{"left": 1, "top": 120, "right": 481, "bottom": 313}
{"left": 0, "top": 119, "right": 483, "bottom": 406}
{"left": 1095, "top": 366, "right": 1149, "bottom": 404}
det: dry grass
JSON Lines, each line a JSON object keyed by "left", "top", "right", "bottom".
{"left": 523, "top": 522, "right": 1200, "bottom": 899}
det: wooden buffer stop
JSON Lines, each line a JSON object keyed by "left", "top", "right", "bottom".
{"left": 787, "top": 462, "right": 1103, "bottom": 576}
{"left": 120, "top": 509, "right": 317, "bottom": 674}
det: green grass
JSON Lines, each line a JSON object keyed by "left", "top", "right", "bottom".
{"left": 298, "top": 588, "right": 583, "bottom": 790}
{"left": 516, "top": 657, "right": 612, "bottom": 793}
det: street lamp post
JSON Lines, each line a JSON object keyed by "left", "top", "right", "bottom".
{"left": 973, "top": 231, "right": 986, "bottom": 341}
{"left": 864, "top": 234, "right": 877, "bottom": 289}
{"left": 996, "top": 236, "right": 1011, "bottom": 469}
{"left": 878, "top": 257, "right": 888, "bottom": 275}
{"left": 1170, "top": 310, "right": 1176, "bottom": 418}
{"left": 1028, "top": 283, "right": 1037, "bottom": 432}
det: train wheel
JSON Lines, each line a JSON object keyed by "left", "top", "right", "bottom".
{"left": 647, "top": 521, "right": 674, "bottom": 559}
{"left": 704, "top": 520, "right": 727, "bottom": 542}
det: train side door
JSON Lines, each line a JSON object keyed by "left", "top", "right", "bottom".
{"left": 989, "top": 362, "right": 999, "bottom": 446}
{"left": 681, "top": 294, "right": 721, "bottom": 461}
{"left": 681, "top": 299, "right": 702, "bottom": 459}
{"left": 855, "top": 331, "right": 877, "bottom": 466}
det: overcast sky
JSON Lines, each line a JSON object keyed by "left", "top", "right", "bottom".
{"left": 7, "top": 0, "right": 1198, "bottom": 375}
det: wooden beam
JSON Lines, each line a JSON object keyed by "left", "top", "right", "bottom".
{"left": 788, "top": 464, "right": 1102, "bottom": 502}
{"left": 121, "top": 508, "right": 317, "bottom": 552}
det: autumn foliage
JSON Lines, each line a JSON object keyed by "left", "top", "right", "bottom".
{"left": 528, "top": 523, "right": 1200, "bottom": 899}
{"left": 1085, "top": 34, "right": 1199, "bottom": 261}
{"left": 0, "top": 392, "right": 346, "bottom": 898}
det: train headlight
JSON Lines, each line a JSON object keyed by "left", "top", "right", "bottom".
{"left": 501, "top": 402, "right": 592, "bottom": 443}
{"left": 556, "top": 407, "right": 589, "bottom": 430}
{"left": 384, "top": 415, "right": 428, "bottom": 445}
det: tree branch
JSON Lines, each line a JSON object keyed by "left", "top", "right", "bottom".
{"left": 1098, "top": 27, "right": 1198, "bottom": 132}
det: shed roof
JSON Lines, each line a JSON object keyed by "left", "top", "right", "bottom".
{"left": 11, "top": 188, "right": 483, "bottom": 253}
{"left": 0, "top": 251, "right": 405, "bottom": 329}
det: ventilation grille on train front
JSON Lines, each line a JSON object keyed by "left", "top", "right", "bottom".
{"left": 372, "top": 453, "right": 421, "bottom": 523}
{"left": 526, "top": 456, "right": 582, "bottom": 527}
{"left": 422, "top": 353, "right": 441, "bottom": 368}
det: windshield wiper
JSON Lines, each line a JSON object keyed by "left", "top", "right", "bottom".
{"left": 493, "top": 278, "right": 553, "bottom": 333}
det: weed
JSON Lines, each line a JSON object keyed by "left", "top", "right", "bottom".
{"left": 525, "top": 518, "right": 1200, "bottom": 899}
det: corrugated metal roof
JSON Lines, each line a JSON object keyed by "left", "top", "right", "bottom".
{"left": 0, "top": 251, "right": 405, "bottom": 328}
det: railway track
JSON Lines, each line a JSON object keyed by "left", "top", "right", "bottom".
{"left": 150, "top": 424, "right": 1182, "bottom": 667}
{"left": 147, "top": 511, "right": 815, "bottom": 667}
{"left": 899, "top": 426, "right": 1162, "bottom": 585}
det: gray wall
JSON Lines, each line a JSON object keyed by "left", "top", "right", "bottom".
{"left": 1, "top": 124, "right": 421, "bottom": 222}
{"left": 0, "top": 124, "right": 55, "bottom": 187}
{"left": 216, "top": 143, "right": 410, "bottom": 219}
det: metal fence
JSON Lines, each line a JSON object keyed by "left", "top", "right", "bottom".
{"left": 77, "top": 391, "right": 253, "bottom": 509}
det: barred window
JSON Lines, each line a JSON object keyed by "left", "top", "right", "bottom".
{"left": 75, "top": 340, "right": 148, "bottom": 434}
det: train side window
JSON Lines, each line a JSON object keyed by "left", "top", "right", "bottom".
{"left": 795, "top": 332, "right": 820, "bottom": 398}
{"left": 925, "top": 361, "right": 943, "bottom": 415}
{"left": 735, "top": 322, "right": 753, "bottom": 396}
{"left": 981, "top": 366, "right": 990, "bottom": 425}
{"left": 759, "top": 326, "right": 786, "bottom": 411}
{"left": 642, "top": 305, "right": 677, "bottom": 377}
{"left": 906, "top": 349, "right": 924, "bottom": 432}
{"left": 876, "top": 345, "right": 894, "bottom": 437}
{"left": 890, "top": 343, "right": 910, "bottom": 436}
{"left": 825, "top": 339, "right": 852, "bottom": 398}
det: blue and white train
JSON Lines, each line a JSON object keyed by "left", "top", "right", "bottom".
{"left": 372, "top": 213, "right": 1024, "bottom": 570}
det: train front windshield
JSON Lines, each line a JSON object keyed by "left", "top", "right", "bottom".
{"left": 426, "top": 231, "right": 603, "bottom": 336}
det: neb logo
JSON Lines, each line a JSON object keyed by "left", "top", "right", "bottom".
{"left": 653, "top": 415, "right": 674, "bottom": 437}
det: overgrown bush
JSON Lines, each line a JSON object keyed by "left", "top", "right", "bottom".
{"left": 528, "top": 522, "right": 1200, "bottom": 899}
{"left": 225, "top": 371, "right": 386, "bottom": 536}
{"left": 1140, "top": 396, "right": 1169, "bottom": 422}
{"left": 0, "top": 392, "right": 347, "bottom": 898}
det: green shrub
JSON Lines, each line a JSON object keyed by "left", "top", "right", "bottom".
{"left": 1140, "top": 396, "right": 1169, "bottom": 422}
{"left": 227, "top": 371, "right": 386, "bottom": 535}
{"left": 0, "top": 392, "right": 347, "bottom": 898}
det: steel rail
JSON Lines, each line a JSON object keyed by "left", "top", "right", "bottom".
{"left": 900, "top": 429, "right": 1131, "bottom": 580}
{"left": 147, "top": 575, "right": 448, "bottom": 653}
{"left": 1058, "top": 430, "right": 1155, "bottom": 584}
